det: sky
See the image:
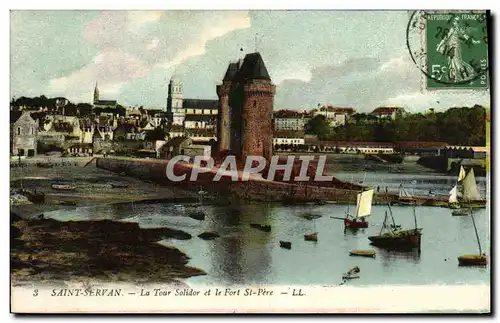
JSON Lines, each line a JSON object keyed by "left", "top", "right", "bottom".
{"left": 10, "top": 10, "right": 490, "bottom": 113}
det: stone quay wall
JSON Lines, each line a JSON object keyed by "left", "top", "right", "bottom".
{"left": 95, "top": 157, "right": 400, "bottom": 204}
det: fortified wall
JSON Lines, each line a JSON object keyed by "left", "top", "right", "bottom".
{"left": 96, "top": 157, "right": 395, "bottom": 204}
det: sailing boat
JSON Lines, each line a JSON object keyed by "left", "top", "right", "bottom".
{"left": 344, "top": 189, "right": 374, "bottom": 229}
{"left": 450, "top": 167, "right": 485, "bottom": 210}
{"left": 188, "top": 187, "right": 207, "bottom": 221}
{"left": 457, "top": 207, "right": 487, "bottom": 266}
{"left": 394, "top": 184, "right": 418, "bottom": 206}
{"left": 368, "top": 187, "right": 422, "bottom": 250}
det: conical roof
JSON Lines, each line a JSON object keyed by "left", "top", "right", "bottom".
{"left": 223, "top": 62, "right": 239, "bottom": 81}
{"left": 238, "top": 52, "right": 271, "bottom": 80}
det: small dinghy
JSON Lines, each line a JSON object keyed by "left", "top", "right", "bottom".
{"left": 51, "top": 184, "right": 74, "bottom": 191}
{"left": 279, "top": 241, "right": 292, "bottom": 249}
{"left": 342, "top": 266, "right": 360, "bottom": 280}
{"left": 304, "top": 232, "right": 318, "bottom": 241}
{"left": 250, "top": 223, "right": 271, "bottom": 232}
{"left": 303, "top": 213, "right": 322, "bottom": 221}
{"left": 452, "top": 208, "right": 471, "bottom": 216}
{"left": 188, "top": 211, "right": 206, "bottom": 221}
{"left": 349, "top": 250, "right": 376, "bottom": 258}
{"left": 111, "top": 183, "right": 129, "bottom": 189}
{"left": 458, "top": 254, "right": 487, "bottom": 266}
{"left": 60, "top": 200, "right": 77, "bottom": 206}
{"left": 198, "top": 231, "right": 219, "bottom": 240}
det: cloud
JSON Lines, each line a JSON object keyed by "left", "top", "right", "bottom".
{"left": 147, "top": 38, "right": 160, "bottom": 50}
{"left": 155, "top": 11, "right": 250, "bottom": 69}
{"left": 46, "top": 10, "right": 251, "bottom": 104}
{"left": 275, "top": 55, "right": 489, "bottom": 112}
{"left": 127, "top": 11, "right": 163, "bottom": 28}
{"left": 49, "top": 49, "right": 150, "bottom": 102}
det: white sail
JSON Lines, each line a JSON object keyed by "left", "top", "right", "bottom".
{"left": 449, "top": 185, "right": 458, "bottom": 203}
{"left": 398, "top": 186, "right": 405, "bottom": 198}
{"left": 458, "top": 166, "right": 467, "bottom": 182}
{"left": 356, "top": 189, "right": 374, "bottom": 218}
{"left": 398, "top": 185, "right": 411, "bottom": 198}
{"left": 461, "top": 168, "right": 482, "bottom": 201}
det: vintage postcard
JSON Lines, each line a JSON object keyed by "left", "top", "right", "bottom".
{"left": 10, "top": 9, "right": 491, "bottom": 313}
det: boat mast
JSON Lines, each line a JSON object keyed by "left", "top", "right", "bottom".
{"left": 412, "top": 201, "right": 418, "bottom": 230}
{"left": 379, "top": 211, "right": 388, "bottom": 235}
{"left": 470, "top": 211, "right": 483, "bottom": 255}
{"left": 384, "top": 187, "right": 397, "bottom": 228}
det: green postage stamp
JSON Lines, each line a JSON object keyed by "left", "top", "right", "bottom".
{"left": 407, "top": 10, "right": 489, "bottom": 90}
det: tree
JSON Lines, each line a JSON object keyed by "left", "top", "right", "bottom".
{"left": 145, "top": 127, "right": 168, "bottom": 141}
{"left": 305, "top": 115, "right": 331, "bottom": 140}
{"left": 77, "top": 103, "right": 93, "bottom": 116}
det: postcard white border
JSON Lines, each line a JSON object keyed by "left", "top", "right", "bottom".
{"left": 4, "top": 0, "right": 498, "bottom": 320}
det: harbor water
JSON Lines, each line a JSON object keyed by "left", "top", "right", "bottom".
{"left": 45, "top": 172, "right": 490, "bottom": 287}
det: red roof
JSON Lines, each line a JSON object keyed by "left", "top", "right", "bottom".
{"left": 394, "top": 141, "right": 448, "bottom": 149}
{"left": 372, "top": 107, "right": 401, "bottom": 114}
{"left": 318, "top": 106, "right": 355, "bottom": 114}
{"left": 273, "top": 110, "right": 308, "bottom": 118}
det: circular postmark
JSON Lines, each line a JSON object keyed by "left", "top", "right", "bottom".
{"left": 406, "top": 10, "right": 489, "bottom": 89}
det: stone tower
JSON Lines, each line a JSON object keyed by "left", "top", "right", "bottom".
{"left": 93, "top": 82, "right": 99, "bottom": 104}
{"left": 166, "top": 75, "right": 184, "bottom": 125}
{"left": 217, "top": 52, "right": 275, "bottom": 161}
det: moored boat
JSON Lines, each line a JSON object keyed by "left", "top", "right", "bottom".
{"left": 457, "top": 197, "right": 488, "bottom": 267}
{"left": 198, "top": 231, "right": 219, "bottom": 240}
{"left": 250, "top": 223, "right": 271, "bottom": 232}
{"left": 344, "top": 188, "right": 374, "bottom": 230}
{"left": 458, "top": 254, "right": 487, "bottom": 266}
{"left": 51, "top": 184, "right": 74, "bottom": 191}
{"left": 368, "top": 228, "right": 422, "bottom": 249}
{"left": 342, "top": 266, "right": 360, "bottom": 280}
{"left": 368, "top": 187, "right": 422, "bottom": 250}
{"left": 452, "top": 208, "right": 471, "bottom": 216}
{"left": 111, "top": 183, "right": 129, "bottom": 188}
{"left": 344, "top": 217, "right": 368, "bottom": 229}
{"left": 279, "top": 241, "right": 292, "bottom": 249}
{"left": 449, "top": 167, "right": 486, "bottom": 209}
{"left": 188, "top": 211, "right": 206, "bottom": 221}
{"left": 349, "top": 250, "right": 376, "bottom": 258}
{"left": 304, "top": 232, "right": 318, "bottom": 241}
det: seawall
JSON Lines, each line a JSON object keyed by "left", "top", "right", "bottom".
{"left": 95, "top": 157, "right": 389, "bottom": 204}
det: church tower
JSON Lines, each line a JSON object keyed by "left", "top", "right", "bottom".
{"left": 93, "top": 82, "right": 99, "bottom": 105}
{"left": 166, "top": 75, "right": 184, "bottom": 126}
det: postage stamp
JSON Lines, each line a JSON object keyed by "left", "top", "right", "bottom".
{"left": 406, "top": 10, "right": 490, "bottom": 90}
{"left": 9, "top": 9, "right": 491, "bottom": 314}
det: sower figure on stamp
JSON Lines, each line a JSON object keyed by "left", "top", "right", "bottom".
{"left": 436, "top": 16, "right": 480, "bottom": 82}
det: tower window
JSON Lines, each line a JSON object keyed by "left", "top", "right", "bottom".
{"left": 17, "top": 127, "right": 21, "bottom": 135}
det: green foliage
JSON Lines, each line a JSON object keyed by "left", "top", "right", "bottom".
{"left": 304, "top": 115, "right": 331, "bottom": 140}
{"left": 325, "top": 106, "right": 486, "bottom": 145}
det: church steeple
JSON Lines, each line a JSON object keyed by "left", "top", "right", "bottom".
{"left": 93, "top": 82, "right": 100, "bottom": 104}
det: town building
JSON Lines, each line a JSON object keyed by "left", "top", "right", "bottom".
{"left": 11, "top": 111, "right": 38, "bottom": 157}
{"left": 273, "top": 110, "right": 311, "bottom": 131}
{"left": 273, "top": 130, "right": 306, "bottom": 146}
{"left": 217, "top": 52, "right": 276, "bottom": 160}
{"left": 312, "top": 106, "right": 355, "bottom": 127}
{"left": 371, "top": 106, "right": 405, "bottom": 120}
{"left": 165, "top": 76, "right": 218, "bottom": 143}
{"left": 304, "top": 139, "right": 394, "bottom": 154}
{"left": 394, "top": 141, "right": 448, "bottom": 156}
{"left": 93, "top": 82, "right": 117, "bottom": 109}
